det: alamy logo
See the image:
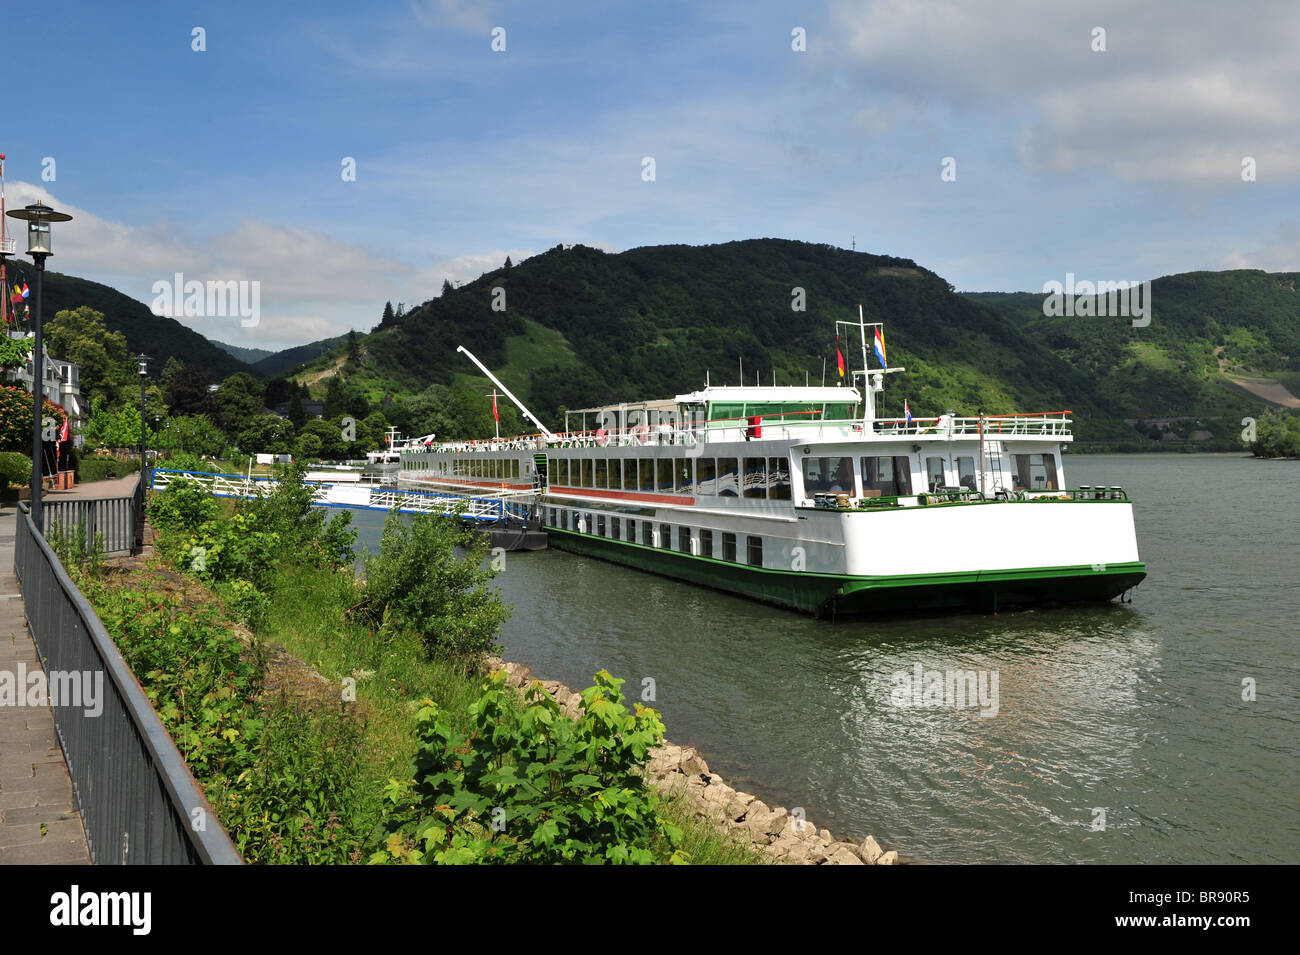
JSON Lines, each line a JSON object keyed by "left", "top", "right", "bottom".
{"left": 151, "top": 272, "right": 261, "bottom": 327}
{"left": 890, "top": 662, "right": 999, "bottom": 718}
{"left": 0, "top": 664, "right": 103, "bottom": 717}
{"left": 1042, "top": 273, "right": 1151, "bottom": 327}
{"left": 50, "top": 885, "right": 151, "bottom": 935}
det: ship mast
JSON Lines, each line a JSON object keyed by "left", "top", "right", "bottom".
{"left": 0, "top": 153, "right": 11, "bottom": 332}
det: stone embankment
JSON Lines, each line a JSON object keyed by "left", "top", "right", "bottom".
{"left": 494, "top": 659, "right": 900, "bottom": 866}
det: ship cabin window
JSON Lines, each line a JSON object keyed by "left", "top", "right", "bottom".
{"left": 956, "top": 456, "right": 977, "bottom": 491}
{"left": 554, "top": 459, "right": 566, "bottom": 485}
{"left": 675, "top": 458, "right": 693, "bottom": 494}
{"left": 678, "top": 526, "right": 691, "bottom": 552}
{"left": 641, "top": 522, "right": 653, "bottom": 547}
{"left": 657, "top": 459, "right": 674, "bottom": 494}
{"left": 1014, "top": 454, "right": 1059, "bottom": 490}
{"left": 622, "top": 459, "right": 635, "bottom": 491}
{"left": 861, "top": 456, "right": 912, "bottom": 497}
{"left": 721, "top": 532, "right": 737, "bottom": 562}
{"left": 925, "top": 457, "right": 947, "bottom": 492}
{"left": 595, "top": 458, "right": 608, "bottom": 489}
{"left": 699, "top": 528, "right": 714, "bottom": 557}
{"left": 597, "top": 515, "right": 606, "bottom": 537}
{"left": 697, "top": 458, "right": 717, "bottom": 495}
{"left": 626, "top": 519, "right": 636, "bottom": 542}
{"left": 802, "top": 456, "right": 854, "bottom": 494}
{"left": 611, "top": 517, "right": 620, "bottom": 539}
{"left": 580, "top": 459, "right": 593, "bottom": 487}
{"left": 639, "top": 459, "right": 655, "bottom": 493}
{"left": 743, "top": 458, "right": 766, "bottom": 498}
{"left": 747, "top": 535, "right": 763, "bottom": 567}
{"left": 717, "top": 458, "right": 740, "bottom": 497}
{"left": 511, "top": 459, "right": 519, "bottom": 479}
{"left": 660, "top": 523, "right": 671, "bottom": 548}
{"left": 768, "top": 458, "right": 792, "bottom": 500}
{"left": 608, "top": 459, "right": 621, "bottom": 489}
{"left": 546, "top": 458, "right": 555, "bottom": 483}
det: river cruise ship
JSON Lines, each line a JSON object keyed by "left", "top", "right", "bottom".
{"left": 397, "top": 329, "right": 1145, "bottom": 617}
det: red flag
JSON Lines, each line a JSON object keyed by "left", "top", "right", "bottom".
{"left": 836, "top": 331, "right": 845, "bottom": 378}
{"left": 492, "top": 392, "right": 499, "bottom": 422}
{"left": 59, "top": 416, "right": 69, "bottom": 442}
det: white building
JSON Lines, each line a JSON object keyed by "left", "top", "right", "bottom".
{"left": 4, "top": 332, "right": 85, "bottom": 447}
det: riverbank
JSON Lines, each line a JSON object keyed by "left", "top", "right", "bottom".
{"left": 490, "top": 657, "right": 899, "bottom": 865}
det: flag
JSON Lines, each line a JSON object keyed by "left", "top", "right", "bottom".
{"left": 836, "top": 331, "right": 845, "bottom": 378}
{"left": 491, "top": 392, "right": 499, "bottom": 422}
{"left": 19, "top": 282, "right": 29, "bottom": 300}
{"left": 873, "top": 327, "right": 887, "bottom": 367}
{"left": 59, "top": 417, "right": 69, "bottom": 442}
{"left": 904, "top": 399, "right": 912, "bottom": 424}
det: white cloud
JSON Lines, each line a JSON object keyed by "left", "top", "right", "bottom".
{"left": 1220, "top": 225, "right": 1300, "bottom": 272}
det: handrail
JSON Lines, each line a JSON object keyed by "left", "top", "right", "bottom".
{"left": 14, "top": 503, "right": 242, "bottom": 865}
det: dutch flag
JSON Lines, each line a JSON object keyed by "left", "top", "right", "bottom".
{"left": 873, "top": 327, "right": 887, "bottom": 367}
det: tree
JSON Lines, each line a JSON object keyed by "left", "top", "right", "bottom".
{"left": 217, "top": 372, "right": 266, "bottom": 428}
{"left": 346, "top": 329, "right": 361, "bottom": 364}
{"left": 381, "top": 301, "right": 396, "bottom": 327}
{"left": 165, "top": 363, "right": 219, "bottom": 419}
{"left": 236, "top": 415, "right": 295, "bottom": 455}
{"left": 504, "top": 256, "right": 512, "bottom": 270}
{"left": 288, "top": 393, "right": 307, "bottom": 428}
{"left": 44, "top": 306, "right": 132, "bottom": 408}
{"left": 441, "top": 280, "right": 453, "bottom": 296}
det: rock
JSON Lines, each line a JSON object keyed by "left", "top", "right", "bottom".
{"left": 878, "top": 850, "right": 899, "bottom": 866}
{"left": 679, "top": 747, "right": 710, "bottom": 778}
{"left": 857, "top": 834, "right": 884, "bottom": 865}
{"left": 825, "top": 844, "right": 865, "bottom": 865}
{"left": 819, "top": 828, "right": 834, "bottom": 843}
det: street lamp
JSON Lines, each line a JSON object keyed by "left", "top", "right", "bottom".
{"left": 6, "top": 200, "right": 74, "bottom": 528}
{"left": 136, "top": 354, "right": 150, "bottom": 474}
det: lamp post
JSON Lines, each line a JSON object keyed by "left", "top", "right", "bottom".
{"left": 6, "top": 201, "right": 73, "bottom": 528}
{"left": 136, "top": 354, "right": 150, "bottom": 473}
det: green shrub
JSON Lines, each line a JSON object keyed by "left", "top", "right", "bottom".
{"left": 0, "top": 451, "right": 31, "bottom": 490}
{"left": 173, "top": 513, "right": 281, "bottom": 590}
{"left": 240, "top": 462, "right": 356, "bottom": 570}
{"left": 77, "top": 455, "right": 141, "bottom": 482}
{"left": 150, "top": 479, "right": 220, "bottom": 533}
{"left": 358, "top": 510, "right": 507, "bottom": 660}
{"left": 372, "top": 669, "right": 685, "bottom": 865}
{"left": 157, "top": 450, "right": 205, "bottom": 473}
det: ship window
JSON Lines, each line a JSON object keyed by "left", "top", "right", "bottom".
{"left": 595, "top": 458, "right": 608, "bottom": 489}
{"left": 700, "top": 528, "right": 714, "bottom": 557}
{"left": 608, "top": 459, "right": 621, "bottom": 489}
{"left": 862, "top": 456, "right": 912, "bottom": 496}
{"left": 559, "top": 459, "right": 570, "bottom": 485}
{"left": 802, "top": 456, "right": 853, "bottom": 494}
{"left": 639, "top": 459, "right": 655, "bottom": 493}
{"left": 626, "top": 519, "right": 635, "bottom": 541}
{"left": 697, "top": 457, "right": 716, "bottom": 495}
{"left": 721, "top": 532, "right": 737, "bottom": 562}
{"left": 956, "top": 456, "right": 976, "bottom": 490}
{"left": 717, "top": 458, "right": 739, "bottom": 497}
{"left": 622, "top": 458, "right": 635, "bottom": 491}
{"left": 546, "top": 458, "right": 554, "bottom": 483}
{"left": 925, "top": 457, "right": 946, "bottom": 492}
{"left": 597, "top": 515, "right": 606, "bottom": 537}
{"left": 678, "top": 526, "right": 691, "bottom": 552}
{"left": 580, "top": 458, "right": 593, "bottom": 487}
{"left": 611, "top": 517, "right": 620, "bottom": 539}
{"left": 1014, "top": 454, "right": 1058, "bottom": 490}
{"left": 747, "top": 535, "right": 763, "bottom": 567}
{"left": 657, "top": 459, "right": 674, "bottom": 493}
{"left": 660, "top": 523, "right": 671, "bottom": 548}
{"left": 641, "top": 522, "right": 653, "bottom": 546}
{"left": 676, "top": 458, "right": 692, "bottom": 494}
{"left": 743, "top": 457, "right": 766, "bottom": 498}
{"left": 767, "top": 458, "right": 791, "bottom": 499}
{"left": 512, "top": 459, "right": 520, "bottom": 479}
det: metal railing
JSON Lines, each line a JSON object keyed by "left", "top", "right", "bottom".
{"left": 41, "top": 482, "right": 143, "bottom": 556}
{"left": 14, "top": 502, "right": 242, "bottom": 865}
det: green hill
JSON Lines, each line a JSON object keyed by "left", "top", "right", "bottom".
{"left": 253, "top": 335, "right": 347, "bottom": 378}
{"left": 3, "top": 267, "right": 253, "bottom": 380}
{"left": 213, "top": 340, "right": 275, "bottom": 364}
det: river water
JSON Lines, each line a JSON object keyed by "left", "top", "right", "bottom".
{"left": 348, "top": 454, "right": 1299, "bottom": 864}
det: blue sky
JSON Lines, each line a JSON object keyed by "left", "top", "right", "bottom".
{"left": 3, "top": 0, "right": 1298, "bottom": 349}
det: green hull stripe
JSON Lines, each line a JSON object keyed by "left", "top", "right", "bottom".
{"left": 545, "top": 527, "right": 1145, "bottom": 616}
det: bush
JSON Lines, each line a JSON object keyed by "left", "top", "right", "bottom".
{"left": 150, "top": 479, "right": 220, "bottom": 533}
{"left": 78, "top": 455, "right": 141, "bottom": 482}
{"left": 173, "top": 513, "right": 281, "bottom": 590}
{"left": 0, "top": 451, "right": 31, "bottom": 490}
{"left": 240, "top": 463, "right": 356, "bottom": 570}
{"left": 157, "top": 450, "right": 205, "bottom": 473}
{"left": 358, "top": 510, "right": 507, "bottom": 659}
{"left": 372, "top": 670, "right": 685, "bottom": 865}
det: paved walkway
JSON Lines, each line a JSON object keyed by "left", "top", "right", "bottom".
{"left": 45, "top": 473, "right": 143, "bottom": 500}
{"left": 0, "top": 509, "right": 91, "bottom": 864}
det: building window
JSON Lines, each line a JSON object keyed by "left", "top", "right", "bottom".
{"left": 721, "top": 532, "right": 737, "bottom": 562}
{"left": 747, "top": 535, "right": 763, "bottom": 566}
{"left": 699, "top": 528, "right": 713, "bottom": 558}
{"left": 678, "top": 526, "right": 691, "bottom": 552}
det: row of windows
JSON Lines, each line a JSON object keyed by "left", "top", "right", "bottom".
{"left": 803, "top": 453, "right": 1059, "bottom": 495}
{"left": 547, "top": 456, "right": 792, "bottom": 500}
{"left": 407, "top": 457, "right": 523, "bottom": 478}
{"left": 546, "top": 507, "right": 764, "bottom": 566}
